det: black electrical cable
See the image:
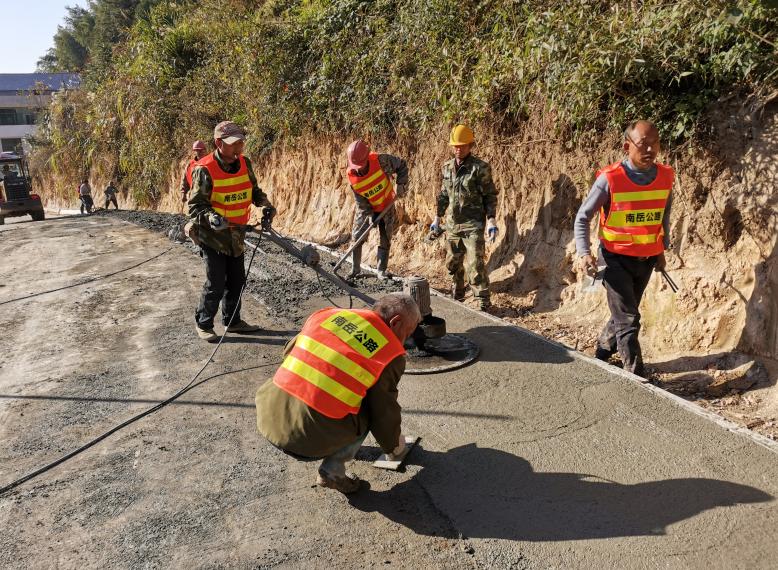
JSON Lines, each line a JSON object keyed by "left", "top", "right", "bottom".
{"left": 0, "top": 233, "right": 263, "bottom": 497}
{"left": 315, "top": 271, "right": 354, "bottom": 309}
{"left": 0, "top": 246, "right": 174, "bottom": 307}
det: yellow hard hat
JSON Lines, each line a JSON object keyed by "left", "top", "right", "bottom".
{"left": 449, "top": 124, "right": 474, "bottom": 145}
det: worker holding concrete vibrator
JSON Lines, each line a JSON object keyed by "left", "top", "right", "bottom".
{"left": 188, "top": 120, "right": 276, "bottom": 342}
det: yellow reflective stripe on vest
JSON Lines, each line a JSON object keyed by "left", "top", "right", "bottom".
{"left": 352, "top": 169, "right": 384, "bottom": 191}
{"left": 213, "top": 174, "right": 250, "bottom": 188}
{"left": 599, "top": 227, "right": 658, "bottom": 244}
{"left": 296, "top": 334, "right": 374, "bottom": 387}
{"left": 320, "top": 310, "right": 389, "bottom": 359}
{"left": 212, "top": 206, "right": 248, "bottom": 218}
{"left": 612, "top": 189, "right": 670, "bottom": 203}
{"left": 607, "top": 209, "right": 664, "bottom": 227}
{"left": 281, "top": 355, "right": 362, "bottom": 408}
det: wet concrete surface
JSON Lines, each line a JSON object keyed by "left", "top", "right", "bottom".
{"left": 1, "top": 213, "right": 778, "bottom": 569}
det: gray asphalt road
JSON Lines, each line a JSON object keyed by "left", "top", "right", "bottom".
{"left": 1, "top": 216, "right": 776, "bottom": 569}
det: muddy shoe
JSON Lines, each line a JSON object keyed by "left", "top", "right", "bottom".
{"left": 594, "top": 347, "right": 614, "bottom": 362}
{"left": 226, "top": 320, "right": 260, "bottom": 333}
{"left": 478, "top": 297, "right": 491, "bottom": 311}
{"left": 452, "top": 285, "right": 465, "bottom": 302}
{"left": 196, "top": 327, "right": 218, "bottom": 342}
{"left": 316, "top": 469, "right": 361, "bottom": 494}
{"left": 377, "top": 269, "right": 393, "bottom": 281}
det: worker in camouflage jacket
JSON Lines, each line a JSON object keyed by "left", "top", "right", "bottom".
{"left": 431, "top": 124, "right": 499, "bottom": 311}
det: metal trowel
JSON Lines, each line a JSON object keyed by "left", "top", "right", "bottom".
{"left": 582, "top": 269, "right": 604, "bottom": 292}
{"left": 372, "top": 436, "right": 421, "bottom": 471}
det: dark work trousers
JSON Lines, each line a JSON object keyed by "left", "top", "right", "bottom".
{"left": 195, "top": 244, "right": 245, "bottom": 330}
{"left": 596, "top": 246, "right": 658, "bottom": 376}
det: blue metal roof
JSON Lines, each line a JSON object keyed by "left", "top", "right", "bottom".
{"left": 0, "top": 73, "right": 80, "bottom": 92}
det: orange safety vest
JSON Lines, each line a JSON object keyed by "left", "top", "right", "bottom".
{"left": 198, "top": 152, "right": 253, "bottom": 225}
{"left": 185, "top": 158, "right": 198, "bottom": 187}
{"left": 598, "top": 161, "right": 673, "bottom": 257}
{"left": 347, "top": 153, "right": 395, "bottom": 212}
{"left": 273, "top": 308, "right": 406, "bottom": 419}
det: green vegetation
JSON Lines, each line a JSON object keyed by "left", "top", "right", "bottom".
{"left": 35, "top": 0, "right": 777, "bottom": 206}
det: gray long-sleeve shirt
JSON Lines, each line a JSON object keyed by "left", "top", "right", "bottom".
{"left": 574, "top": 159, "right": 672, "bottom": 256}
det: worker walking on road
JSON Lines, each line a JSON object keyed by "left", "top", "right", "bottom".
{"left": 345, "top": 140, "right": 408, "bottom": 280}
{"left": 574, "top": 120, "right": 674, "bottom": 378}
{"left": 79, "top": 179, "right": 93, "bottom": 215}
{"left": 189, "top": 121, "right": 276, "bottom": 342}
{"left": 256, "top": 293, "right": 421, "bottom": 494}
{"left": 431, "top": 125, "right": 498, "bottom": 311}
{"left": 180, "top": 140, "right": 208, "bottom": 204}
{"left": 103, "top": 180, "right": 119, "bottom": 210}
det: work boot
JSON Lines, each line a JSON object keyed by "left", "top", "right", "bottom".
{"left": 594, "top": 346, "right": 614, "bottom": 362}
{"left": 452, "top": 283, "right": 465, "bottom": 302}
{"left": 478, "top": 296, "right": 491, "bottom": 311}
{"left": 196, "top": 326, "right": 218, "bottom": 343}
{"left": 347, "top": 246, "right": 362, "bottom": 281}
{"left": 316, "top": 468, "right": 361, "bottom": 494}
{"left": 226, "top": 320, "right": 260, "bottom": 333}
{"left": 376, "top": 247, "right": 391, "bottom": 280}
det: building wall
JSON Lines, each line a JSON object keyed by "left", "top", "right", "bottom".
{"left": 0, "top": 93, "right": 53, "bottom": 153}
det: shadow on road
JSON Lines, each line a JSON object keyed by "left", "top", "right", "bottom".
{"left": 462, "top": 325, "right": 574, "bottom": 364}
{"left": 350, "top": 443, "right": 773, "bottom": 541}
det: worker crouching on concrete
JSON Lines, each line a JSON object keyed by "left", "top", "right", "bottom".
{"left": 255, "top": 294, "right": 421, "bottom": 494}
{"left": 574, "top": 120, "right": 673, "bottom": 378}
{"left": 180, "top": 140, "right": 208, "bottom": 204}
{"left": 431, "top": 125, "right": 498, "bottom": 311}
{"left": 189, "top": 121, "right": 276, "bottom": 342}
{"left": 345, "top": 140, "right": 408, "bottom": 280}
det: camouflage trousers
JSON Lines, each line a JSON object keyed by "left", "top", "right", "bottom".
{"left": 351, "top": 206, "right": 396, "bottom": 274}
{"left": 445, "top": 228, "right": 489, "bottom": 300}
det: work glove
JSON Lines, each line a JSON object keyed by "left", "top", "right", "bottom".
{"left": 430, "top": 216, "right": 441, "bottom": 233}
{"left": 486, "top": 218, "right": 498, "bottom": 243}
{"left": 395, "top": 183, "right": 408, "bottom": 198}
{"left": 208, "top": 212, "right": 228, "bottom": 231}
{"left": 261, "top": 205, "right": 276, "bottom": 229}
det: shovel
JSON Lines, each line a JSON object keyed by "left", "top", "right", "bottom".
{"left": 332, "top": 201, "right": 395, "bottom": 273}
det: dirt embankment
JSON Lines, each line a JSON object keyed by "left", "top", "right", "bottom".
{"left": 42, "top": 99, "right": 777, "bottom": 435}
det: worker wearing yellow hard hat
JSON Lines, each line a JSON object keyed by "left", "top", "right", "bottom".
{"left": 431, "top": 124, "right": 499, "bottom": 311}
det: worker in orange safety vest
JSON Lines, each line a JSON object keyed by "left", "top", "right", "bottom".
{"left": 345, "top": 140, "right": 409, "bottom": 281}
{"left": 255, "top": 293, "right": 421, "bottom": 494}
{"left": 574, "top": 120, "right": 674, "bottom": 378}
{"left": 188, "top": 121, "right": 276, "bottom": 342}
{"left": 180, "top": 140, "right": 208, "bottom": 203}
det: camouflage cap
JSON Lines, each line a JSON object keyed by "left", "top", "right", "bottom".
{"left": 213, "top": 121, "right": 245, "bottom": 144}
